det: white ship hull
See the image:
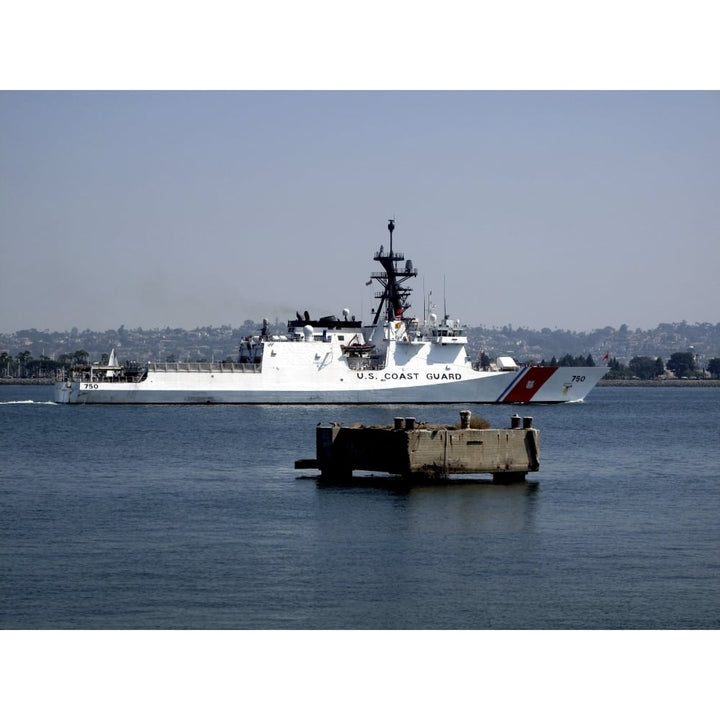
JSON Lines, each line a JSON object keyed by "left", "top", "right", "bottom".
{"left": 54, "top": 341, "right": 607, "bottom": 404}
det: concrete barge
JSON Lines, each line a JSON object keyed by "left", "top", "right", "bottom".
{"left": 295, "top": 411, "right": 540, "bottom": 483}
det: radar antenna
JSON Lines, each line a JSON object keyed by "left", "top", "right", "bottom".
{"left": 370, "top": 219, "right": 418, "bottom": 325}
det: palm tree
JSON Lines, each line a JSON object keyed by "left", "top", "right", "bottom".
{"left": 72, "top": 350, "right": 89, "bottom": 365}
{"left": 15, "top": 351, "right": 32, "bottom": 378}
{"left": 0, "top": 351, "right": 14, "bottom": 377}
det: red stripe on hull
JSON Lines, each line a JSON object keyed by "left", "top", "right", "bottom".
{"left": 501, "top": 366, "right": 558, "bottom": 403}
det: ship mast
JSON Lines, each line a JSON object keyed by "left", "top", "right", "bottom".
{"left": 370, "top": 219, "right": 418, "bottom": 325}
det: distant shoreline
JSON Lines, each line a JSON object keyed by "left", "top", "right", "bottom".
{"left": 597, "top": 378, "right": 720, "bottom": 387}
{"left": 1, "top": 378, "right": 54, "bottom": 385}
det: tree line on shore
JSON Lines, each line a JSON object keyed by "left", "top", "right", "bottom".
{"left": 603, "top": 352, "right": 720, "bottom": 380}
{"left": 0, "top": 350, "right": 93, "bottom": 379}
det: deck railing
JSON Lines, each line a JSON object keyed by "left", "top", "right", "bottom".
{"left": 147, "top": 361, "right": 261, "bottom": 373}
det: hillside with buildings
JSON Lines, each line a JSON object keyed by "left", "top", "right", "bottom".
{"left": 2, "top": 320, "right": 720, "bottom": 379}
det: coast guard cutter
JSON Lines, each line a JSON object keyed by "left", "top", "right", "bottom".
{"left": 54, "top": 221, "right": 607, "bottom": 404}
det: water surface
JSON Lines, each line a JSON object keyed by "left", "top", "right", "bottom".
{"left": 1, "top": 385, "right": 718, "bottom": 629}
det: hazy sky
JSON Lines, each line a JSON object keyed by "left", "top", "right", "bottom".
{"left": 1, "top": 90, "right": 718, "bottom": 334}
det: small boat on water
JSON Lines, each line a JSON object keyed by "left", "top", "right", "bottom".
{"left": 54, "top": 220, "right": 607, "bottom": 404}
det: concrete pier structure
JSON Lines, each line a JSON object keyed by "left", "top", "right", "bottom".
{"left": 295, "top": 411, "right": 540, "bottom": 482}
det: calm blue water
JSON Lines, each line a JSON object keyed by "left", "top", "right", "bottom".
{"left": 1, "top": 385, "right": 718, "bottom": 629}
